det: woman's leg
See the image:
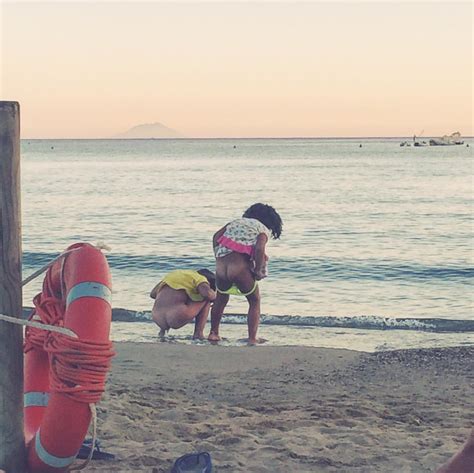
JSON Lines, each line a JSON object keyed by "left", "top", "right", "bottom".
{"left": 209, "top": 256, "right": 232, "bottom": 341}
{"left": 228, "top": 262, "right": 261, "bottom": 345}
{"left": 246, "top": 286, "right": 261, "bottom": 345}
{"left": 208, "top": 292, "right": 229, "bottom": 341}
{"left": 210, "top": 253, "right": 257, "bottom": 342}
{"left": 193, "top": 301, "right": 211, "bottom": 339}
{"left": 167, "top": 300, "right": 208, "bottom": 330}
{"left": 151, "top": 298, "right": 170, "bottom": 335}
{"left": 153, "top": 286, "right": 206, "bottom": 334}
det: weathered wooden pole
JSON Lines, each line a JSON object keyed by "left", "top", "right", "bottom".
{"left": 0, "top": 101, "right": 27, "bottom": 472}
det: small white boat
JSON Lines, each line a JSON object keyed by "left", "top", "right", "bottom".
{"left": 414, "top": 141, "right": 428, "bottom": 147}
{"left": 429, "top": 132, "right": 464, "bottom": 146}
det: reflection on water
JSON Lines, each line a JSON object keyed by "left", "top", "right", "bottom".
{"left": 21, "top": 138, "right": 473, "bottom": 322}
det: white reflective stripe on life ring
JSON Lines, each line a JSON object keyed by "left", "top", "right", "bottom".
{"left": 24, "top": 392, "right": 49, "bottom": 408}
{"left": 66, "top": 282, "right": 112, "bottom": 308}
{"left": 35, "top": 429, "right": 78, "bottom": 468}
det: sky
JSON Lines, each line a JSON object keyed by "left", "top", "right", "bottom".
{"left": 0, "top": 1, "right": 472, "bottom": 138}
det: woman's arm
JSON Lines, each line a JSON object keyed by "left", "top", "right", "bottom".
{"left": 197, "top": 282, "right": 216, "bottom": 301}
{"left": 253, "top": 233, "right": 269, "bottom": 280}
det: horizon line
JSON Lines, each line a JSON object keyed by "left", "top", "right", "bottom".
{"left": 22, "top": 135, "right": 474, "bottom": 141}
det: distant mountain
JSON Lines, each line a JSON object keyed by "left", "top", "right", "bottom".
{"left": 113, "top": 122, "right": 183, "bottom": 139}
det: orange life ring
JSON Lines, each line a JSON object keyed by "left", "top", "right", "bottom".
{"left": 24, "top": 243, "right": 114, "bottom": 472}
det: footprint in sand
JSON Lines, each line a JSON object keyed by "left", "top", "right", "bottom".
{"left": 217, "top": 436, "right": 242, "bottom": 446}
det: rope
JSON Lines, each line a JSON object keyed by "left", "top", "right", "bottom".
{"left": 22, "top": 242, "right": 110, "bottom": 287}
{"left": 67, "top": 404, "right": 97, "bottom": 472}
{"left": 45, "top": 333, "right": 115, "bottom": 403}
{"left": 1, "top": 247, "right": 78, "bottom": 338}
{"left": 22, "top": 248, "right": 79, "bottom": 287}
{"left": 15, "top": 241, "right": 112, "bottom": 344}
{"left": 24, "top": 290, "right": 67, "bottom": 353}
{"left": 0, "top": 313, "right": 77, "bottom": 338}
{"left": 94, "top": 241, "right": 111, "bottom": 252}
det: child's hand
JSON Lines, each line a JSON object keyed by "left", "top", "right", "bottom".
{"left": 253, "top": 267, "right": 267, "bottom": 281}
{"left": 198, "top": 283, "right": 216, "bottom": 301}
{"left": 251, "top": 253, "right": 268, "bottom": 280}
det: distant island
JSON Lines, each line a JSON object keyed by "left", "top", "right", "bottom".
{"left": 113, "top": 122, "right": 183, "bottom": 139}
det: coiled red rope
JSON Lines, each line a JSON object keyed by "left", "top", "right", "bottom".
{"left": 45, "top": 334, "right": 115, "bottom": 403}
{"left": 24, "top": 262, "right": 115, "bottom": 404}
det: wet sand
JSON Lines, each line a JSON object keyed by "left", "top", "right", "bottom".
{"left": 86, "top": 343, "right": 473, "bottom": 472}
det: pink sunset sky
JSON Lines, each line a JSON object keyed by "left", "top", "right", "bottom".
{"left": 1, "top": 1, "right": 472, "bottom": 138}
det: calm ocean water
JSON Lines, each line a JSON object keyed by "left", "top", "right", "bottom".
{"left": 20, "top": 138, "right": 473, "bottom": 349}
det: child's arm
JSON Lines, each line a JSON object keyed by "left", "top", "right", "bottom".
{"left": 197, "top": 282, "right": 217, "bottom": 302}
{"left": 213, "top": 225, "right": 227, "bottom": 250}
{"left": 253, "top": 233, "right": 268, "bottom": 280}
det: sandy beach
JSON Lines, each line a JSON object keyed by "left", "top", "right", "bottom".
{"left": 83, "top": 342, "right": 473, "bottom": 472}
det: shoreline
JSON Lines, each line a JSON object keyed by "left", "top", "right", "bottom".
{"left": 22, "top": 307, "right": 474, "bottom": 333}
{"left": 87, "top": 343, "right": 473, "bottom": 472}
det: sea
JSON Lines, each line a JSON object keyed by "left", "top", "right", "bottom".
{"left": 20, "top": 138, "right": 474, "bottom": 351}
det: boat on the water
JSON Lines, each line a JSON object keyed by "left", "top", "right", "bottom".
{"left": 429, "top": 131, "right": 464, "bottom": 146}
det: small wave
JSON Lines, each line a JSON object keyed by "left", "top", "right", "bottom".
{"left": 22, "top": 251, "right": 474, "bottom": 282}
{"left": 22, "top": 251, "right": 211, "bottom": 272}
{"left": 248, "top": 314, "right": 474, "bottom": 332}
{"left": 76, "top": 308, "right": 474, "bottom": 333}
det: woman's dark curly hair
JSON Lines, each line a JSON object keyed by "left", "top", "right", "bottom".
{"left": 243, "top": 203, "right": 283, "bottom": 239}
{"left": 197, "top": 268, "right": 216, "bottom": 290}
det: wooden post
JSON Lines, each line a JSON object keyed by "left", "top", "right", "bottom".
{"left": 0, "top": 102, "right": 27, "bottom": 472}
